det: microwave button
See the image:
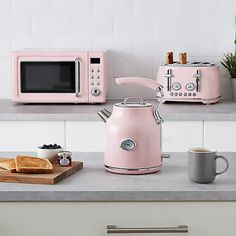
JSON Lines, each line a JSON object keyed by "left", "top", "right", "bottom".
{"left": 91, "top": 69, "right": 94, "bottom": 73}
{"left": 91, "top": 88, "right": 101, "bottom": 96}
{"left": 91, "top": 76, "right": 94, "bottom": 79}
{"left": 97, "top": 69, "right": 100, "bottom": 73}
{"left": 91, "top": 82, "right": 94, "bottom": 86}
{"left": 172, "top": 82, "right": 181, "bottom": 91}
{"left": 97, "top": 75, "right": 100, "bottom": 79}
{"left": 186, "top": 83, "right": 195, "bottom": 91}
{"left": 97, "top": 82, "right": 100, "bottom": 86}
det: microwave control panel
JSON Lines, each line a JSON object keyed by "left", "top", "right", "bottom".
{"left": 90, "top": 57, "right": 101, "bottom": 96}
{"left": 88, "top": 53, "right": 106, "bottom": 103}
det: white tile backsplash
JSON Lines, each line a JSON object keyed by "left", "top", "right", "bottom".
{"left": 0, "top": 0, "right": 11, "bottom": 16}
{"left": 11, "top": 35, "right": 52, "bottom": 50}
{"left": 114, "top": 57, "right": 154, "bottom": 78}
{"left": 0, "top": 15, "right": 31, "bottom": 37}
{"left": 0, "top": 37, "right": 12, "bottom": 57}
{"left": 52, "top": 0, "right": 92, "bottom": 16}
{"left": 32, "top": 15, "right": 78, "bottom": 37}
{"left": 12, "top": 0, "right": 52, "bottom": 16}
{"left": 0, "top": 0, "right": 235, "bottom": 99}
{"left": 93, "top": 0, "right": 133, "bottom": 16}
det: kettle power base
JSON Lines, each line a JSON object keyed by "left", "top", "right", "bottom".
{"left": 104, "top": 164, "right": 162, "bottom": 175}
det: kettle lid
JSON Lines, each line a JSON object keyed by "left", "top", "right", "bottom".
{"left": 115, "top": 97, "right": 152, "bottom": 108}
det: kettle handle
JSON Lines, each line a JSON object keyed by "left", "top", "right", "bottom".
{"left": 116, "top": 77, "right": 164, "bottom": 124}
{"left": 116, "top": 77, "right": 162, "bottom": 92}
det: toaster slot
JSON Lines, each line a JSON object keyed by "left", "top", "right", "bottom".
{"left": 164, "top": 69, "right": 173, "bottom": 91}
{"left": 193, "top": 69, "right": 201, "bottom": 92}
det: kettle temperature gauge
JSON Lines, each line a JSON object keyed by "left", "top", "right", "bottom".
{"left": 120, "top": 139, "right": 136, "bottom": 151}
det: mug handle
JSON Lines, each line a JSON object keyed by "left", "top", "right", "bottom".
{"left": 215, "top": 155, "right": 229, "bottom": 175}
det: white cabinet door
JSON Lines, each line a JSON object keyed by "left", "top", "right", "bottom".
{"left": 0, "top": 202, "right": 236, "bottom": 236}
{"left": 204, "top": 121, "right": 236, "bottom": 151}
{"left": 162, "top": 121, "right": 203, "bottom": 152}
{"left": 0, "top": 121, "right": 64, "bottom": 151}
{"left": 66, "top": 121, "right": 105, "bottom": 152}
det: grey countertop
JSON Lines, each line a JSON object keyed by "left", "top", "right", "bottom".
{"left": 0, "top": 99, "right": 236, "bottom": 121}
{"left": 0, "top": 152, "right": 235, "bottom": 202}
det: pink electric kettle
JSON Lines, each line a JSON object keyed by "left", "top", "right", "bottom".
{"left": 98, "top": 77, "right": 164, "bottom": 174}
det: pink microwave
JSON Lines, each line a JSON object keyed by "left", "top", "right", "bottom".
{"left": 12, "top": 51, "right": 107, "bottom": 103}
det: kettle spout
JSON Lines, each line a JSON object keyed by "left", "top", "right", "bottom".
{"left": 97, "top": 109, "right": 111, "bottom": 123}
{"left": 102, "top": 109, "right": 112, "bottom": 117}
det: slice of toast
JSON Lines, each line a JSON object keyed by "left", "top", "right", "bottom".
{"left": 15, "top": 156, "right": 53, "bottom": 174}
{"left": 0, "top": 159, "right": 16, "bottom": 172}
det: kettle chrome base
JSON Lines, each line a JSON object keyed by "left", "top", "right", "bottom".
{"left": 104, "top": 164, "right": 162, "bottom": 175}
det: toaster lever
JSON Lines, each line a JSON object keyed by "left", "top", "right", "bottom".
{"left": 164, "top": 69, "right": 173, "bottom": 91}
{"left": 193, "top": 69, "right": 201, "bottom": 92}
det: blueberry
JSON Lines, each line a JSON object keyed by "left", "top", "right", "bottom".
{"left": 40, "top": 143, "right": 62, "bottom": 149}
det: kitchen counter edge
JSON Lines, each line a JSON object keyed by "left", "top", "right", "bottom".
{"left": 0, "top": 99, "right": 236, "bottom": 121}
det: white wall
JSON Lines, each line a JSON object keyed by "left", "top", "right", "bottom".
{"left": 0, "top": 0, "right": 235, "bottom": 99}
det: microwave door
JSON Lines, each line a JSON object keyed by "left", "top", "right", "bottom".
{"left": 20, "top": 61, "right": 79, "bottom": 95}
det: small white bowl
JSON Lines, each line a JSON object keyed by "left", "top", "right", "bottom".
{"left": 37, "top": 147, "right": 63, "bottom": 163}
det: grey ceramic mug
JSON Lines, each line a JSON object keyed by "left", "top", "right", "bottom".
{"left": 188, "top": 148, "right": 229, "bottom": 184}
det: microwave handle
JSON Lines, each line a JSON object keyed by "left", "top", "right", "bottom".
{"left": 75, "top": 58, "right": 81, "bottom": 97}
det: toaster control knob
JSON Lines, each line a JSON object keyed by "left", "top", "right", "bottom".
{"left": 186, "top": 83, "right": 195, "bottom": 91}
{"left": 120, "top": 139, "right": 136, "bottom": 151}
{"left": 91, "top": 88, "right": 101, "bottom": 96}
{"left": 172, "top": 82, "right": 181, "bottom": 91}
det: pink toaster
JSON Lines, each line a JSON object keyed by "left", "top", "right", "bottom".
{"left": 157, "top": 62, "right": 221, "bottom": 104}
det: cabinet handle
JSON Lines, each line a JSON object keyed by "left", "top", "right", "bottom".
{"left": 107, "top": 225, "right": 188, "bottom": 234}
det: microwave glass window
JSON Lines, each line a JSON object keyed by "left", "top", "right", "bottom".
{"left": 20, "top": 62, "right": 78, "bottom": 93}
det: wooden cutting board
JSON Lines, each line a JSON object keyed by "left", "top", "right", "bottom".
{"left": 0, "top": 161, "right": 83, "bottom": 185}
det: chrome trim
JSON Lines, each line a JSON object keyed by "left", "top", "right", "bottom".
{"left": 105, "top": 164, "right": 162, "bottom": 172}
{"left": 115, "top": 103, "right": 152, "bottom": 108}
{"left": 154, "top": 86, "right": 164, "bottom": 124}
{"left": 165, "top": 95, "right": 221, "bottom": 101}
{"left": 107, "top": 225, "right": 188, "bottom": 234}
{"left": 193, "top": 69, "right": 201, "bottom": 92}
{"left": 162, "top": 154, "right": 170, "bottom": 159}
{"left": 162, "top": 62, "right": 215, "bottom": 67}
{"left": 119, "top": 138, "right": 136, "bottom": 151}
{"left": 185, "top": 82, "right": 195, "bottom": 91}
{"left": 75, "top": 58, "right": 80, "bottom": 97}
{"left": 164, "top": 69, "right": 173, "bottom": 91}
{"left": 124, "top": 97, "right": 144, "bottom": 106}
{"left": 97, "top": 110, "right": 109, "bottom": 123}
{"left": 103, "top": 109, "right": 112, "bottom": 117}
{"left": 172, "top": 82, "right": 181, "bottom": 91}
{"left": 91, "top": 88, "right": 101, "bottom": 96}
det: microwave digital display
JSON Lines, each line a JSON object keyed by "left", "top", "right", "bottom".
{"left": 20, "top": 62, "right": 77, "bottom": 93}
{"left": 90, "top": 58, "right": 100, "bottom": 64}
